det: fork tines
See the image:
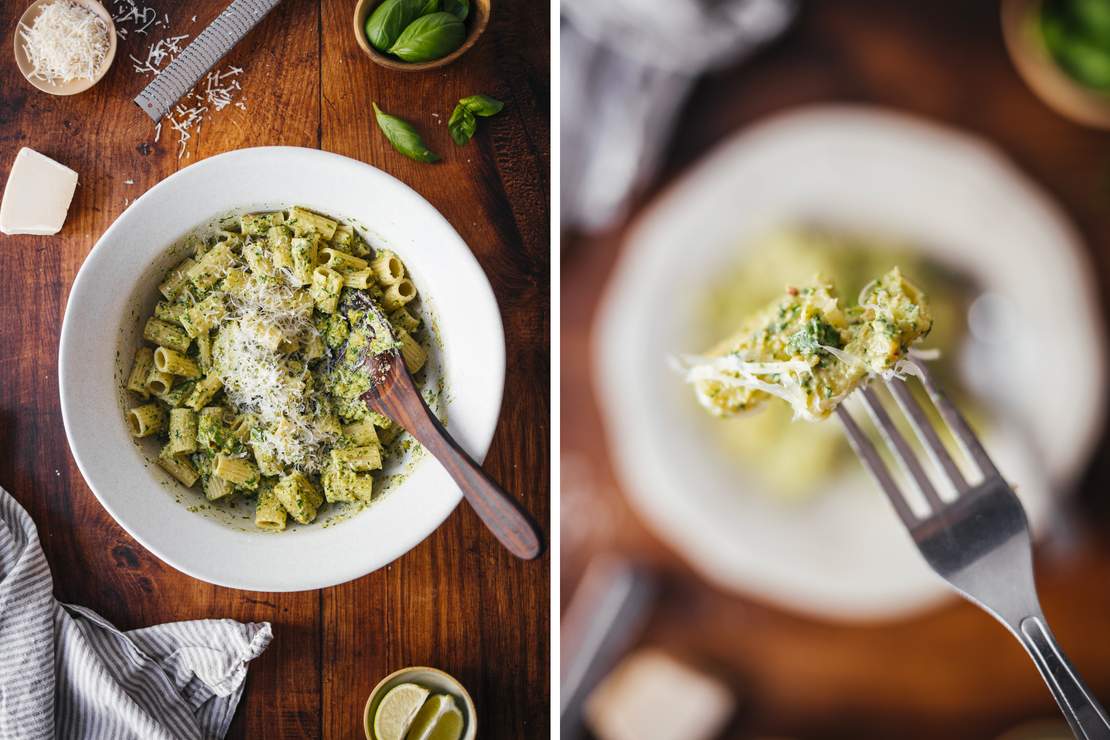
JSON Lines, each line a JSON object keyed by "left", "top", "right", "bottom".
{"left": 836, "top": 362, "right": 1000, "bottom": 527}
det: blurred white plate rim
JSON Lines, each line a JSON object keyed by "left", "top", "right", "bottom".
{"left": 594, "top": 104, "right": 1107, "bottom": 621}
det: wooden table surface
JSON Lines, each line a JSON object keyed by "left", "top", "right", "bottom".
{"left": 562, "top": 2, "right": 1110, "bottom": 739}
{"left": 0, "top": 1, "right": 549, "bottom": 738}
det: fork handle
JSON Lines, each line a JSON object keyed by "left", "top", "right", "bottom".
{"left": 1019, "top": 616, "right": 1110, "bottom": 739}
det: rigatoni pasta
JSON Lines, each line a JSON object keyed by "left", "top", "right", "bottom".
{"left": 123, "top": 206, "right": 435, "bottom": 530}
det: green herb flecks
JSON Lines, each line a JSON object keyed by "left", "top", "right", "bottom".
{"left": 788, "top": 317, "right": 843, "bottom": 356}
{"left": 373, "top": 103, "right": 440, "bottom": 163}
{"left": 447, "top": 94, "right": 504, "bottom": 145}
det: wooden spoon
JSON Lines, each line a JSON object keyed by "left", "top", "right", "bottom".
{"left": 345, "top": 301, "right": 544, "bottom": 560}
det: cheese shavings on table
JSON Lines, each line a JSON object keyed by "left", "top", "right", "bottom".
{"left": 0, "top": 148, "right": 79, "bottom": 236}
{"left": 679, "top": 268, "right": 933, "bottom": 421}
{"left": 19, "top": 0, "right": 110, "bottom": 84}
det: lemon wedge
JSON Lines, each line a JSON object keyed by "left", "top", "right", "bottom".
{"left": 374, "top": 683, "right": 430, "bottom": 740}
{"left": 405, "top": 694, "right": 465, "bottom": 740}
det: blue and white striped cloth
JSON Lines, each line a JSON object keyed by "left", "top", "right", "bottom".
{"left": 0, "top": 487, "right": 272, "bottom": 739}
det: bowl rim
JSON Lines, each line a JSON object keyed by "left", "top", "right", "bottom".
{"left": 351, "top": 0, "right": 490, "bottom": 72}
{"left": 594, "top": 104, "right": 1108, "bottom": 620}
{"left": 59, "top": 146, "right": 507, "bottom": 591}
{"left": 14, "top": 0, "right": 117, "bottom": 96}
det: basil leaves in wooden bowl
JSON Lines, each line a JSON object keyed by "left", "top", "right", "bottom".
{"left": 353, "top": 0, "right": 490, "bottom": 71}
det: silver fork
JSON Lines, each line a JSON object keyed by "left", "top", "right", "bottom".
{"left": 836, "top": 363, "right": 1110, "bottom": 739}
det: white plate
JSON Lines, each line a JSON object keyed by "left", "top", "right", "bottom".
{"left": 595, "top": 106, "right": 1106, "bottom": 621}
{"left": 60, "top": 147, "right": 505, "bottom": 592}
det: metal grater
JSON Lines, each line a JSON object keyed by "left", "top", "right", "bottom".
{"left": 134, "top": 0, "right": 283, "bottom": 122}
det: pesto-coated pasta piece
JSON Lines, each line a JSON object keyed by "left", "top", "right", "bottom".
{"left": 310, "top": 266, "right": 344, "bottom": 314}
{"left": 252, "top": 442, "right": 284, "bottom": 477}
{"left": 144, "top": 318, "right": 191, "bottom": 353}
{"left": 128, "top": 403, "right": 164, "bottom": 437}
{"left": 344, "top": 269, "right": 373, "bottom": 290}
{"left": 290, "top": 236, "right": 319, "bottom": 287}
{"left": 240, "top": 211, "right": 284, "bottom": 236}
{"left": 196, "top": 331, "right": 212, "bottom": 372}
{"left": 213, "top": 453, "right": 260, "bottom": 490}
{"left": 396, "top": 329, "right": 426, "bottom": 374}
{"left": 154, "top": 301, "right": 188, "bottom": 324}
{"left": 154, "top": 347, "right": 202, "bottom": 378}
{"left": 342, "top": 419, "right": 379, "bottom": 447}
{"left": 370, "top": 250, "right": 405, "bottom": 285}
{"left": 332, "top": 222, "right": 354, "bottom": 247}
{"left": 273, "top": 472, "right": 323, "bottom": 524}
{"left": 125, "top": 347, "right": 155, "bottom": 399}
{"left": 166, "top": 408, "right": 198, "bottom": 454}
{"left": 157, "top": 452, "right": 200, "bottom": 487}
{"left": 331, "top": 445, "right": 382, "bottom": 472}
{"left": 144, "top": 365, "right": 174, "bottom": 396}
{"left": 254, "top": 485, "right": 287, "bottom": 531}
{"left": 158, "top": 258, "right": 196, "bottom": 300}
{"left": 222, "top": 268, "right": 249, "bottom": 294}
{"left": 321, "top": 247, "right": 368, "bottom": 274}
{"left": 186, "top": 240, "right": 235, "bottom": 291}
{"left": 183, "top": 294, "right": 226, "bottom": 338}
{"left": 204, "top": 474, "right": 234, "bottom": 501}
{"left": 186, "top": 374, "right": 223, "bottom": 411}
{"left": 156, "top": 379, "right": 195, "bottom": 408}
{"left": 228, "top": 413, "right": 256, "bottom": 444}
{"left": 243, "top": 241, "right": 273, "bottom": 277}
{"left": 196, "top": 406, "right": 227, "bottom": 451}
{"left": 268, "top": 225, "right": 294, "bottom": 270}
{"left": 289, "top": 206, "right": 338, "bottom": 240}
{"left": 242, "top": 319, "right": 284, "bottom": 351}
{"left": 389, "top": 306, "right": 421, "bottom": 334}
{"left": 381, "top": 279, "right": 416, "bottom": 311}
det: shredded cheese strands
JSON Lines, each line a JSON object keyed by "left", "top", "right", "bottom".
{"left": 677, "top": 348, "right": 940, "bottom": 422}
{"left": 20, "top": 1, "right": 110, "bottom": 84}
{"left": 210, "top": 270, "right": 335, "bottom": 473}
{"left": 116, "top": 5, "right": 247, "bottom": 159}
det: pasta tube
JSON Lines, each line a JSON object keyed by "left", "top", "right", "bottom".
{"left": 127, "top": 404, "right": 164, "bottom": 437}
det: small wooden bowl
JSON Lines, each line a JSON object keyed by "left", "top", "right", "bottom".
{"left": 1002, "top": 0, "right": 1110, "bottom": 129}
{"left": 14, "top": 0, "right": 117, "bottom": 96}
{"left": 362, "top": 666, "right": 477, "bottom": 740}
{"left": 352, "top": 0, "right": 490, "bottom": 72}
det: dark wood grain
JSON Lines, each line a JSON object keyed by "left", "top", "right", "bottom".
{"left": 361, "top": 333, "right": 543, "bottom": 560}
{"left": 0, "top": 0, "right": 549, "bottom": 738}
{"left": 562, "top": 1, "right": 1110, "bottom": 739}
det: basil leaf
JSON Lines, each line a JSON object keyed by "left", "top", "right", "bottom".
{"left": 460, "top": 94, "right": 504, "bottom": 117}
{"left": 447, "top": 106, "right": 477, "bottom": 146}
{"left": 364, "top": 0, "right": 439, "bottom": 52}
{"left": 388, "top": 12, "right": 466, "bottom": 62}
{"left": 372, "top": 103, "right": 440, "bottom": 163}
{"left": 443, "top": 0, "right": 468, "bottom": 21}
{"left": 448, "top": 94, "right": 504, "bottom": 146}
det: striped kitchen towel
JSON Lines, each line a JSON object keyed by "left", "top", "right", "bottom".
{"left": 0, "top": 487, "right": 272, "bottom": 740}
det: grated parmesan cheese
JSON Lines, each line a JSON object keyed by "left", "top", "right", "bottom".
{"left": 20, "top": 1, "right": 110, "bottom": 84}
{"left": 212, "top": 274, "right": 333, "bottom": 472}
{"left": 117, "top": 4, "right": 247, "bottom": 159}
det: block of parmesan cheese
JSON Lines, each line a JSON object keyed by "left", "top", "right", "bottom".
{"left": 585, "top": 649, "right": 735, "bottom": 740}
{"left": 0, "top": 147, "right": 79, "bottom": 235}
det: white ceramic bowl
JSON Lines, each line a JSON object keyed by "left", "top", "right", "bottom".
{"left": 60, "top": 147, "right": 505, "bottom": 592}
{"left": 596, "top": 106, "right": 1106, "bottom": 621}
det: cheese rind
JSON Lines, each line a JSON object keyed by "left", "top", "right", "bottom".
{"left": 0, "top": 147, "right": 79, "bottom": 236}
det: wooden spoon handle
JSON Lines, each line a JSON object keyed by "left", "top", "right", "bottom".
{"left": 370, "top": 366, "right": 545, "bottom": 560}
